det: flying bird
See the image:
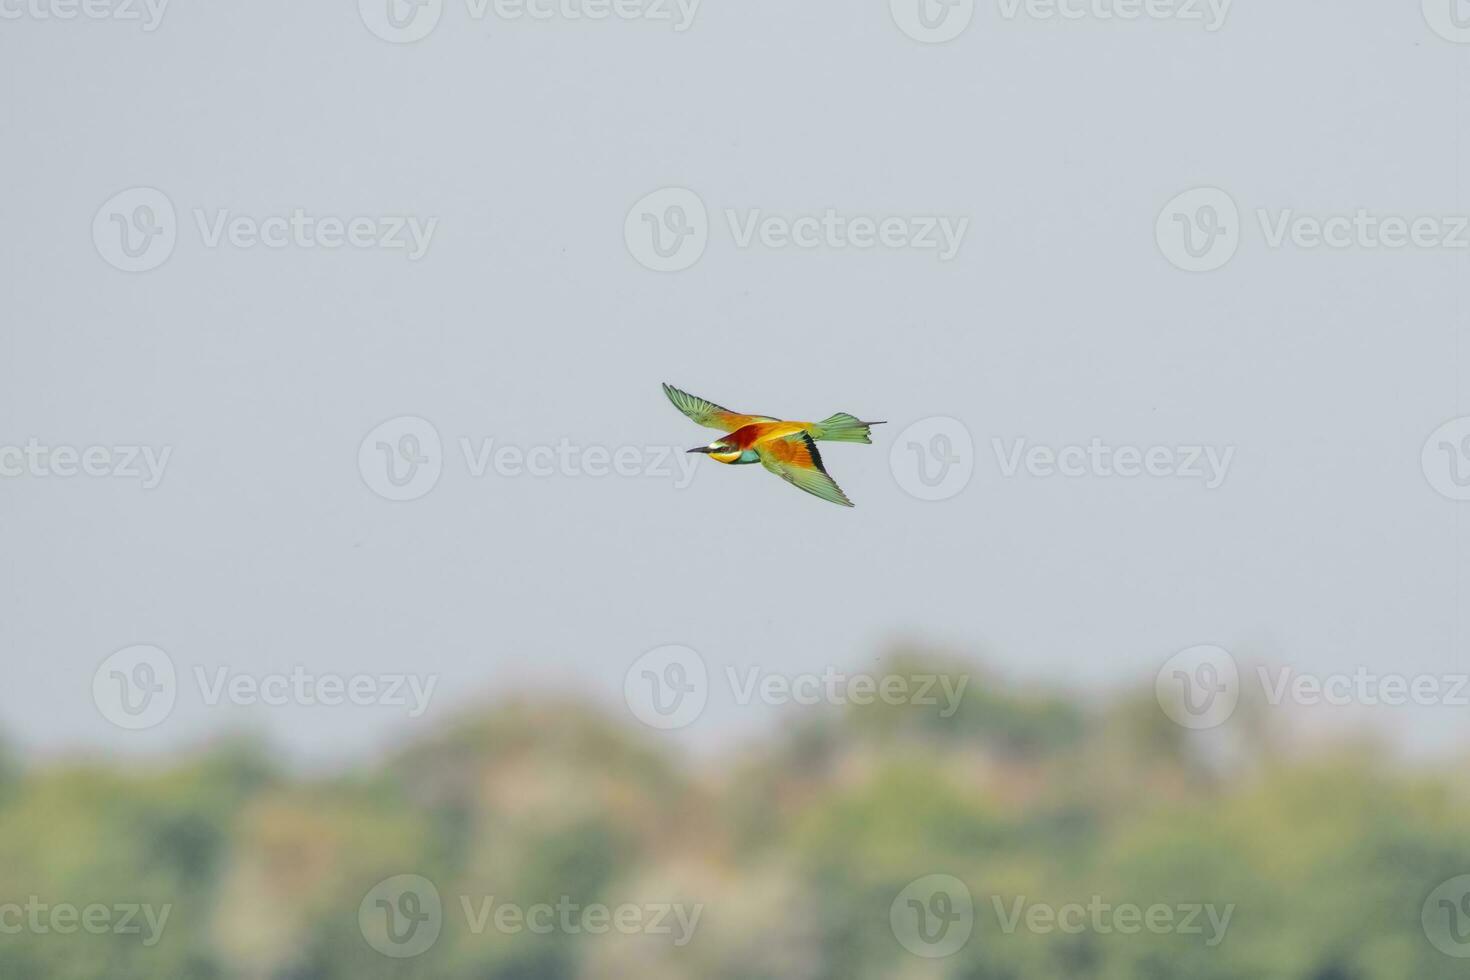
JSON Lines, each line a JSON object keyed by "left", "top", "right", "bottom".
{"left": 663, "top": 383, "right": 884, "bottom": 507}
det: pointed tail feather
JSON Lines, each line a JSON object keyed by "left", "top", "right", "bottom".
{"left": 811, "top": 413, "right": 885, "bottom": 444}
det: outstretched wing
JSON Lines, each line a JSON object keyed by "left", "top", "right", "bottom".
{"left": 756, "top": 433, "right": 855, "bottom": 507}
{"left": 662, "top": 383, "right": 774, "bottom": 432}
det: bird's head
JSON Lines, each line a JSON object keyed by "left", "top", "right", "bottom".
{"left": 688, "top": 440, "right": 743, "bottom": 464}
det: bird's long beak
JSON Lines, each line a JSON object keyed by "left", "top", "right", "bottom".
{"left": 687, "top": 446, "right": 713, "bottom": 454}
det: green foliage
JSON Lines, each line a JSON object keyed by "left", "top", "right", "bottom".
{"left": 0, "top": 656, "right": 1466, "bottom": 979}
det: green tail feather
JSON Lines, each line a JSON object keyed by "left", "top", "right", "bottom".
{"left": 812, "top": 413, "right": 884, "bottom": 444}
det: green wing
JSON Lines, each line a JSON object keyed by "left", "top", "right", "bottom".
{"left": 756, "top": 433, "right": 855, "bottom": 507}
{"left": 662, "top": 383, "right": 774, "bottom": 432}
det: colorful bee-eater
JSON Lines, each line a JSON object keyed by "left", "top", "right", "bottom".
{"left": 663, "top": 382, "right": 884, "bottom": 507}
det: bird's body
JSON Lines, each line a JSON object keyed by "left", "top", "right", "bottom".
{"left": 712, "top": 421, "right": 809, "bottom": 459}
{"left": 662, "top": 383, "right": 883, "bottom": 507}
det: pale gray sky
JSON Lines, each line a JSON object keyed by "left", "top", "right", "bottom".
{"left": 2, "top": 0, "right": 1467, "bottom": 764}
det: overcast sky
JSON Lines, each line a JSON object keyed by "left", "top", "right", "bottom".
{"left": 2, "top": 0, "right": 1468, "bottom": 765}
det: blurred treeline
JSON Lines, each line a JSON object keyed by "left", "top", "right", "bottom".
{"left": 1, "top": 648, "right": 1468, "bottom": 979}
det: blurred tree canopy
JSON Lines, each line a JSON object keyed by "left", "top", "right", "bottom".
{"left": 0, "top": 653, "right": 1466, "bottom": 979}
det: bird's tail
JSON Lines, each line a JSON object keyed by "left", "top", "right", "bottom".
{"left": 811, "top": 413, "right": 885, "bottom": 444}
